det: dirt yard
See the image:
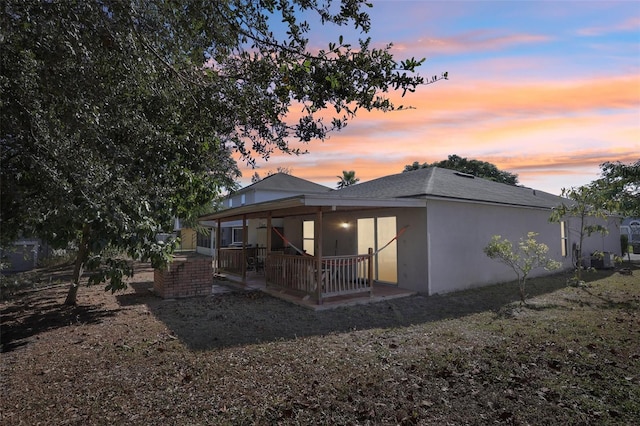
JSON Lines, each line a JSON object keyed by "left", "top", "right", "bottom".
{"left": 1, "top": 262, "right": 639, "bottom": 425}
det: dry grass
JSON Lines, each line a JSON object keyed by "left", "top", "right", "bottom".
{"left": 1, "top": 262, "right": 639, "bottom": 425}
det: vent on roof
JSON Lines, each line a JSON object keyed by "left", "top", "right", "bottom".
{"left": 454, "top": 172, "right": 475, "bottom": 179}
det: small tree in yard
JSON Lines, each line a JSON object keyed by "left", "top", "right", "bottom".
{"left": 549, "top": 184, "right": 609, "bottom": 282}
{"left": 484, "top": 232, "right": 562, "bottom": 305}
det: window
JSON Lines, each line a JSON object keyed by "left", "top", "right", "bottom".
{"left": 232, "top": 227, "right": 244, "bottom": 244}
{"left": 560, "top": 221, "right": 568, "bottom": 257}
{"left": 197, "top": 230, "right": 211, "bottom": 248}
{"left": 303, "top": 220, "right": 314, "bottom": 255}
{"left": 241, "top": 194, "right": 246, "bottom": 205}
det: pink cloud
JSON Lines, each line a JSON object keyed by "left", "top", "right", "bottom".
{"left": 391, "top": 30, "right": 552, "bottom": 56}
{"left": 577, "top": 17, "right": 640, "bottom": 36}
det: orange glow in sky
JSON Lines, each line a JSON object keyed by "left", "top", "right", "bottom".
{"left": 236, "top": 1, "right": 639, "bottom": 195}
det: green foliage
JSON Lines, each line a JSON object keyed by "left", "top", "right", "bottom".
{"left": 592, "top": 160, "right": 640, "bottom": 217}
{"left": 621, "top": 234, "right": 629, "bottom": 256}
{"left": 1, "top": 1, "right": 437, "bottom": 304}
{"left": 484, "top": 232, "right": 561, "bottom": 304}
{"left": 336, "top": 170, "right": 360, "bottom": 189}
{"left": 549, "top": 184, "right": 609, "bottom": 281}
{"left": 403, "top": 154, "right": 518, "bottom": 185}
{"left": 250, "top": 167, "right": 293, "bottom": 183}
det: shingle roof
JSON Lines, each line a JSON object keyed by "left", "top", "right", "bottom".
{"left": 332, "top": 167, "right": 563, "bottom": 209}
{"left": 234, "top": 173, "right": 332, "bottom": 196}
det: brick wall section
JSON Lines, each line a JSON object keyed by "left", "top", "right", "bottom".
{"left": 153, "top": 252, "right": 213, "bottom": 299}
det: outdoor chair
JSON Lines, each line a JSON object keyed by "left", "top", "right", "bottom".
{"left": 246, "top": 257, "right": 256, "bottom": 271}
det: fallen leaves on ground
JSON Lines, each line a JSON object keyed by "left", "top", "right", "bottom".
{"left": 1, "top": 263, "right": 639, "bottom": 425}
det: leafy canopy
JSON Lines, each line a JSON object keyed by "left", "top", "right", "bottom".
{"left": 591, "top": 160, "right": 640, "bottom": 217}
{"left": 1, "top": 0, "right": 440, "bottom": 304}
{"left": 403, "top": 154, "right": 518, "bottom": 185}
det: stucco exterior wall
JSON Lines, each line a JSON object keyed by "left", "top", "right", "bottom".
{"left": 425, "top": 200, "right": 621, "bottom": 295}
{"left": 571, "top": 216, "right": 622, "bottom": 261}
{"left": 426, "top": 200, "right": 571, "bottom": 295}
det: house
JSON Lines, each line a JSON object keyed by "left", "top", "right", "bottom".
{"left": 196, "top": 173, "right": 332, "bottom": 256}
{"left": 621, "top": 217, "right": 640, "bottom": 253}
{"left": 0, "top": 238, "right": 48, "bottom": 272}
{"left": 198, "top": 167, "right": 621, "bottom": 304}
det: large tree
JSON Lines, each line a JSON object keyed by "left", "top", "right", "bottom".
{"left": 592, "top": 160, "right": 640, "bottom": 217}
{"left": 1, "top": 0, "right": 440, "bottom": 304}
{"left": 403, "top": 154, "right": 518, "bottom": 185}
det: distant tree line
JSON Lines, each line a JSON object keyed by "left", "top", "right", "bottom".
{"left": 404, "top": 154, "right": 519, "bottom": 185}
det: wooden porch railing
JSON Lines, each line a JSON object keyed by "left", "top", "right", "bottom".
{"left": 321, "top": 253, "right": 373, "bottom": 298}
{"left": 217, "top": 247, "right": 267, "bottom": 275}
{"left": 266, "top": 254, "right": 317, "bottom": 294}
{"left": 266, "top": 251, "right": 373, "bottom": 303}
{"left": 217, "top": 248, "right": 244, "bottom": 274}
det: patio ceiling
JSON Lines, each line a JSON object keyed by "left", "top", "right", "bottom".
{"left": 198, "top": 194, "right": 426, "bottom": 223}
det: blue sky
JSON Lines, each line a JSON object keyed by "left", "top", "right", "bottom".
{"left": 240, "top": 0, "right": 640, "bottom": 194}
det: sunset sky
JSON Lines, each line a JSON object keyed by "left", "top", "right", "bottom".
{"left": 238, "top": 0, "right": 640, "bottom": 195}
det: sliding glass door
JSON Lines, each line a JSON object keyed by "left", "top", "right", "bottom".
{"left": 357, "top": 216, "right": 397, "bottom": 284}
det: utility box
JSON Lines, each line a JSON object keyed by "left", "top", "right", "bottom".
{"left": 591, "top": 252, "right": 613, "bottom": 269}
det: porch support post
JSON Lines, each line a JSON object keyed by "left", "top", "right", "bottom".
{"left": 242, "top": 214, "right": 247, "bottom": 280}
{"left": 216, "top": 220, "right": 221, "bottom": 274}
{"left": 316, "top": 207, "right": 323, "bottom": 305}
{"left": 266, "top": 212, "right": 272, "bottom": 286}
{"left": 368, "top": 247, "right": 374, "bottom": 297}
{"left": 266, "top": 212, "right": 272, "bottom": 254}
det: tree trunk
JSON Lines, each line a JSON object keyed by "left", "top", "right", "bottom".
{"left": 64, "top": 224, "right": 91, "bottom": 306}
{"left": 519, "top": 278, "right": 526, "bottom": 305}
{"left": 575, "top": 247, "right": 583, "bottom": 281}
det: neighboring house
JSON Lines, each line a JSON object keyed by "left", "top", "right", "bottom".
{"left": 199, "top": 167, "right": 621, "bottom": 303}
{"left": 196, "top": 173, "right": 332, "bottom": 255}
{"left": 0, "top": 239, "right": 50, "bottom": 272}
{"left": 621, "top": 218, "right": 640, "bottom": 253}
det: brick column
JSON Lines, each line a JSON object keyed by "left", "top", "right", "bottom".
{"left": 153, "top": 252, "right": 213, "bottom": 299}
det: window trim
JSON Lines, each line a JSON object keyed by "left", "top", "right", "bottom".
{"left": 232, "top": 227, "right": 244, "bottom": 245}
{"left": 560, "top": 221, "right": 568, "bottom": 257}
{"left": 302, "top": 220, "right": 314, "bottom": 255}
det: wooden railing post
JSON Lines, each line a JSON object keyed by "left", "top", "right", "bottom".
{"left": 241, "top": 215, "right": 247, "bottom": 281}
{"left": 316, "top": 208, "right": 323, "bottom": 305}
{"left": 368, "top": 248, "right": 374, "bottom": 296}
{"left": 266, "top": 213, "right": 272, "bottom": 287}
{"left": 215, "top": 220, "right": 221, "bottom": 274}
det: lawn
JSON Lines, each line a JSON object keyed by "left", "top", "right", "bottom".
{"left": 1, "top": 262, "right": 639, "bottom": 425}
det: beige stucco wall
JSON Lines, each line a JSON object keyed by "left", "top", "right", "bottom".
{"left": 425, "top": 200, "right": 621, "bottom": 295}
{"left": 425, "top": 200, "right": 567, "bottom": 295}
{"left": 569, "top": 215, "right": 622, "bottom": 262}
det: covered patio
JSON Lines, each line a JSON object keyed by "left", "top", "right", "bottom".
{"left": 219, "top": 268, "right": 416, "bottom": 311}
{"left": 199, "top": 194, "right": 423, "bottom": 306}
